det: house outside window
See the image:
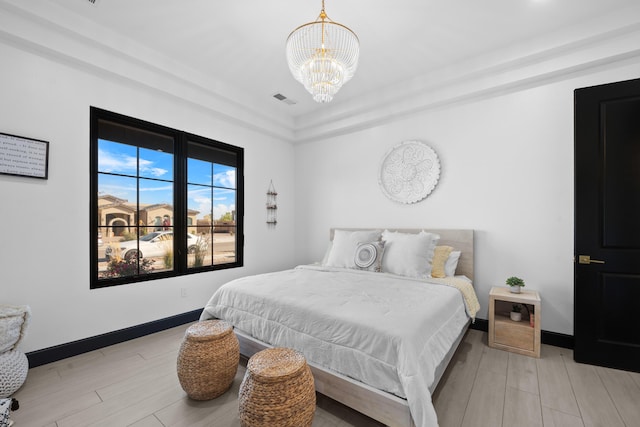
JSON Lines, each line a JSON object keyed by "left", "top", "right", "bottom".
{"left": 90, "top": 107, "right": 243, "bottom": 288}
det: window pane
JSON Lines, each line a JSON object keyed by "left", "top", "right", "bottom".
{"left": 213, "top": 164, "right": 236, "bottom": 189}
{"left": 98, "top": 139, "right": 137, "bottom": 175}
{"left": 187, "top": 227, "right": 212, "bottom": 268}
{"left": 139, "top": 147, "right": 173, "bottom": 180}
{"left": 98, "top": 173, "right": 137, "bottom": 207}
{"left": 188, "top": 184, "right": 212, "bottom": 218}
{"left": 98, "top": 174, "right": 137, "bottom": 233}
{"left": 139, "top": 178, "right": 174, "bottom": 231}
{"left": 137, "top": 230, "right": 174, "bottom": 273}
{"left": 214, "top": 228, "right": 236, "bottom": 265}
{"left": 213, "top": 187, "right": 236, "bottom": 265}
{"left": 213, "top": 188, "right": 236, "bottom": 223}
{"left": 188, "top": 158, "right": 212, "bottom": 185}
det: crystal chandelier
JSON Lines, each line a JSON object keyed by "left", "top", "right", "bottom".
{"left": 286, "top": 0, "right": 359, "bottom": 103}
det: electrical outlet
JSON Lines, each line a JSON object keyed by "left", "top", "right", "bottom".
{"left": 181, "top": 288, "right": 187, "bottom": 297}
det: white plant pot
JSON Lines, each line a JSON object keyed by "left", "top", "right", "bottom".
{"left": 509, "top": 286, "right": 521, "bottom": 293}
{"left": 510, "top": 312, "right": 522, "bottom": 322}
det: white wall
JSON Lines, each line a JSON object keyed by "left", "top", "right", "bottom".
{"left": 293, "top": 61, "right": 640, "bottom": 336}
{"left": 2, "top": 4, "right": 640, "bottom": 353}
{"left": 0, "top": 42, "right": 296, "bottom": 353}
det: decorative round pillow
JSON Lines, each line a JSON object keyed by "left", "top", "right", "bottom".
{"left": 354, "top": 243, "right": 377, "bottom": 268}
{"left": 0, "top": 350, "right": 28, "bottom": 398}
{"left": 354, "top": 241, "right": 385, "bottom": 272}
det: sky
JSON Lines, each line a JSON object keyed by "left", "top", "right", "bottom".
{"left": 98, "top": 139, "right": 236, "bottom": 220}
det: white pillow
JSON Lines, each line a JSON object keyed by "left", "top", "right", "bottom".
{"left": 320, "top": 241, "right": 333, "bottom": 265}
{"left": 381, "top": 230, "right": 440, "bottom": 278}
{"left": 444, "top": 250, "right": 461, "bottom": 277}
{"left": 325, "top": 229, "right": 382, "bottom": 268}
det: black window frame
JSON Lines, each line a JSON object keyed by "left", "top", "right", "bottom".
{"left": 90, "top": 107, "right": 244, "bottom": 289}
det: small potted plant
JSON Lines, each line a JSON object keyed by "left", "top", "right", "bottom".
{"left": 510, "top": 304, "right": 522, "bottom": 321}
{"left": 506, "top": 276, "right": 525, "bottom": 293}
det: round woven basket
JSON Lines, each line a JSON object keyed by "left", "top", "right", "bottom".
{"left": 239, "top": 347, "right": 315, "bottom": 427}
{"left": 177, "top": 320, "right": 239, "bottom": 400}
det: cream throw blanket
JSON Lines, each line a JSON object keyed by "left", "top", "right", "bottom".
{"left": 429, "top": 276, "right": 480, "bottom": 321}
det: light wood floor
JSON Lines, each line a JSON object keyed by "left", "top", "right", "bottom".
{"left": 10, "top": 325, "right": 640, "bottom": 427}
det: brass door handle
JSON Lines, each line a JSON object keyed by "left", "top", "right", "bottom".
{"left": 578, "top": 255, "right": 605, "bottom": 265}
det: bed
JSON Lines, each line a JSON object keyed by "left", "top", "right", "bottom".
{"left": 200, "top": 228, "right": 478, "bottom": 427}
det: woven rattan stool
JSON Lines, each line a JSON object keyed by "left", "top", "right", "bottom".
{"left": 177, "top": 320, "right": 239, "bottom": 400}
{"left": 239, "top": 347, "right": 315, "bottom": 427}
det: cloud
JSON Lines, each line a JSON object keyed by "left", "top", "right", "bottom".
{"left": 139, "top": 158, "right": 168, "bottom": 178}
{"left": 188, "top": 187, "right": 212, "bottom": 219}
{"left": 187, "top": 186, "right": 236, "bottom": 220}
{"left": 98, "top": 148, "right": 137, "bottom": 174}
{"left": 213, "top": 170, "right": 236, "bottom": 188}
{"left": 214, "top": 203, "right": 236, "bottom": 219}
{"left": 98, "top": 148, "right": 168, "bottom": 177}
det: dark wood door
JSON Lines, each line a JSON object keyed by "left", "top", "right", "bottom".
{"left": 574, "top": 77, "right": 640, "bottom": 372}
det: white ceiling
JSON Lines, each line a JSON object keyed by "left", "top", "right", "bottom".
{"left": 4, "top": 0, "right": 640, "bottom": 141}
{"left": 44, "top": 0, "right": 636, "bottom": 112}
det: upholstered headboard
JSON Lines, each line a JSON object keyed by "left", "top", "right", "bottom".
{"left": 329, "top": 228, "right": 474, "bottom": 281}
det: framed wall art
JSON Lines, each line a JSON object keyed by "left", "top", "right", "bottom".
{"left": 0, "top": 132, "right": 49, "bottom": 179}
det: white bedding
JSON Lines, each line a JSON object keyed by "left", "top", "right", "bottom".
{"left": 200, "top": 264, "right": 474, "bottom": 427}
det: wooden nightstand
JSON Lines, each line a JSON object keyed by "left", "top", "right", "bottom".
{"left": 488, "top": 286, "right": 541, "bottom": 358}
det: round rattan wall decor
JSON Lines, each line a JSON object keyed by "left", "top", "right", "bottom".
{"left": 378, "top": 140, "right": 440, "bottom": 204}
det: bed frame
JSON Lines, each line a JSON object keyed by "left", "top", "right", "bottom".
{"left": 234, "top": 228, "right": 474, "bottom": 427}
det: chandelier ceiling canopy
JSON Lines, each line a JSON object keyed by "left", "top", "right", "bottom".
{"left": 286, "top": 0, "right": 360, "bottom": 103}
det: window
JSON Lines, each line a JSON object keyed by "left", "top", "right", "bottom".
{"left": 90, "top": 108, "right": 243, "bottom": 288}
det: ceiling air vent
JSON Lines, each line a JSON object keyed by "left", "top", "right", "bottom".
{"left": 273, "top": 93, "right": 297, "bottom": 105}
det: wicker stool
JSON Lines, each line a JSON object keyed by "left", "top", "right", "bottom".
{"left": 239, "top": 347, "right": 315, "bottom": 427}
{"left": 177, "top": 320, "right": 239, "bottom": 400}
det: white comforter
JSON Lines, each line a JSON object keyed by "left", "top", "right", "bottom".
{"left": 200, "top": 265, "right": 472, "bottom": 427}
